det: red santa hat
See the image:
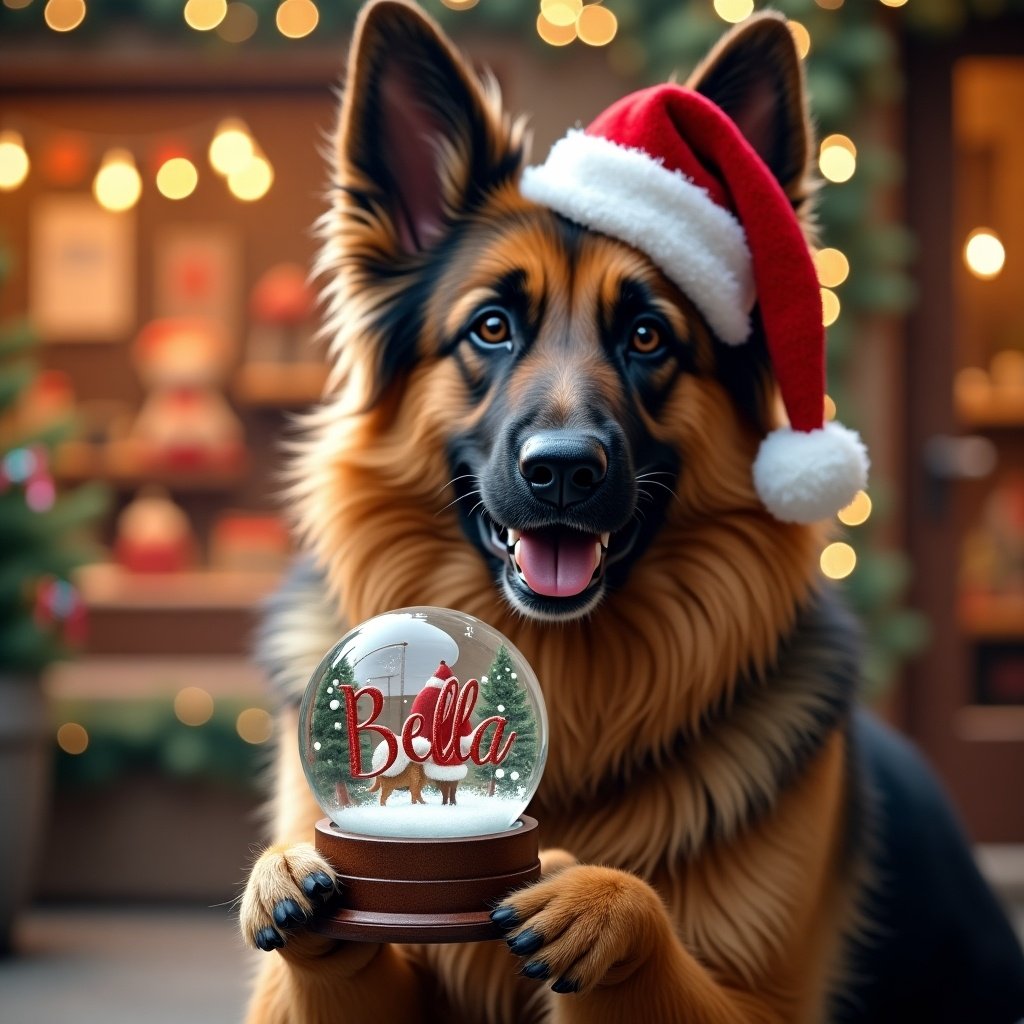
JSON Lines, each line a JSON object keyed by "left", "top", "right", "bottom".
{"left": 424, "top": 660, "right": 455, "bottom": 689}
{"left": 520, "top": 84, "right": 869, "bottom": 524}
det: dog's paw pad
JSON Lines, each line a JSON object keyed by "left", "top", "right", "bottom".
{"left": 254, "top": 926, "right": 284, "bottom": 952}
{"left": 301, "top": 870, "right": 335, "bottom": 899}
{"left": 272, "top": 898, "right": 307, "bottom": 929}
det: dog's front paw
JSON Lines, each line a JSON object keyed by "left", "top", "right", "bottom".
{"left": 239, "top": 842, "right": 339, "bottom": 954}
{"left": 492, "top": 864, "right": 667, "bottom": 995}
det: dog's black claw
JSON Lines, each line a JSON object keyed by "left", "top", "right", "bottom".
{"left": 507, "top": 927, "right": 543, "bottom": 956}
{"left": 301, "top": 871, "right": 335, "bottom": 898}
{"left": 272, "top": 898, "right": 306, "bottom": 929}
{"left": 255, "top": 926, "right": 284, "bottom": 952}
{"left": 490, "top": 905, "right": 519, "bottom": 930}
{"left": 551, "top": 977, "right": 580, "bottom": 994}
{"left": 521, "top": 959, "right": 550, "bottom": 980}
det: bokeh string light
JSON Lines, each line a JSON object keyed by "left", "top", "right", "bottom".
{"left": 44, "top": 0, "right": 85, "bottom": 32}
{"left": 963, "top": 228, "right": 1006, "bottom": 280}
{"left": 821, "top": 287, "right": 841, "bottom": 327}
{"left": 838, "top": 490, "right": 872, "bottom": 527}
{"left": 216, "top": 1, "right": 258, "bottom": 42}
{"left": 713, "top": 0, "right": 753, "bottom": 24}
{"left": 156, "top": 156, "right": 199, "bottom": 200}
{"left": 819, "top": 133, "right": 857, "bottom": 183}
{"left": 93, "top": 148, "right": 142, "bottom": 212}
{"left": 814, "top": 247, "right": 850, "bottom": 288}
{"left": 174, "top": 687, "right": 215, "bottom": 727}
{"left": 820, "top": 541, "right": 857, "bottom": 580}
{"left": 208, "top": 118, "right": 254, "bottom": 176}
{"left": 184, "top": 0, "right": 227, "bottom": 32}
{"left": 276, "top": 0, "right": 318, "bottom": 39}
{"left": 0, "top": 130, "right": 30, "bottom": 191}
{"left": 536, "top": 1, "right": 616, "bottom": 48}
{"left": 227, "top": 148, "right": 273, "bottom": 201}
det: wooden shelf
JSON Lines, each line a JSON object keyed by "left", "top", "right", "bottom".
{"left": 959, "top": 593, "right": 1024, "bottom": 639}
{"left": 55, "top": 441, "right": 248, "bottom": 491}
{"left": 44, "top": 655, "right": 267, "bottom": 702}
{"left": 232, "top": 362, "right": 328, "bottom": 408}
{"left": 955, "top": 705, "right": 1024, "bottom": 742}
{"left": 78, "top": 563, "right": 281, "bottom": 612}
{"left": 955, "top": 390, "right": 1024, "bottom": 429}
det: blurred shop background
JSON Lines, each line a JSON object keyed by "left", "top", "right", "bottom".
{"left": 0, "top": 0, "right": 1022, "bottom": 1019}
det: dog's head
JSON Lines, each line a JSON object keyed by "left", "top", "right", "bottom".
{"left": 298, "top": 0, "right": 820, "bottom": 631}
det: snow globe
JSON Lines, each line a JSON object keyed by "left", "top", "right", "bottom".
{"left": 299, "top": 607, "right": 547, "bottom": 942}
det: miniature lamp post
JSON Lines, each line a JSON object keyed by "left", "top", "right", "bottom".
{"left": 298, "top": 607, "right": 548, "bottom": 942}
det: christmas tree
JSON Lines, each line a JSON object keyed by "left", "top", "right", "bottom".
{"left": 0, "top": 244, "right": 107, "bottom": 673}
{"left": 310, "top": 653, "right": 372, "bottom": 806}
{"left": 477, "top": 645, "right": 537, "bottom": 798}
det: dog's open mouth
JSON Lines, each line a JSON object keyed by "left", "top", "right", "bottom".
{"left": 503, "top": 525, "right": 608, "bottom": 598}
{"left": 474, "top": 515, "right": 641, "bottom": 618}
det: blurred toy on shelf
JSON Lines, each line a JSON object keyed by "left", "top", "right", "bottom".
{"left": 246, "top": 263, "right": 316, "bottom": 364}
{"left": 113, "top": 486, "right": 197, "bottom": 573}
{"left": 130, "top": 317, "right": 245, "bottom": 471}
{"left": 210, "top": 511, "right": 291, "bottom": 573}
{"left": 961, "top": 472, "right": 1024, "bottom": 599}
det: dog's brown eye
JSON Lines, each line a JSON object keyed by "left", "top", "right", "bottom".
{"left": 470, "top": 309, "right": 512, "bottom": 347}
{"left": 630, "top": 319, "right": 662, "bottom": 355}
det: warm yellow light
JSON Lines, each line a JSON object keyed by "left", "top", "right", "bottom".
{"left": 823, "top": 394, "right": 837, "bottom": 421}
{"left": 227, "top": 152, "right": 273, "bottom": 201}
{"left": 3, "top": 0, "right": 35, "bottom": 9}
{"left": 838, "top": 490, "right": 872, "bottom": 527}
{"left": 275, "top": 0, "right": 318, "bottom": 39}
{"left": 819, "top": 134, "right": 857, "bottom": 183}
{"left": 440, "top": 0, "right": 478, "bottom": 8}
{"left": 879, "top": 0, "right": 908, "bottom": 6}
{"left": 209, "top": 118, "right": 254, "bottom": 176}
{"left": 93, "top": 148, "right": 142, "bottom": 212}
{"left": 788, "top": 21, "right": 811, "bottom": 59}
{"left": 57, "top": 722, "right": 89, "bottom": 755}
{"left": 237, "top": 707, "right": 273, "bottom": 744}
{"left": 156, "top": 156, "right": 198, "bottom": 200}
{"left": 577, "top": 4, "right": 617, "bottom": 46}
{"left": 536, "top": 11, "right": 576, "bottom": 46}
{"left": 174, "top": 686, "right": 214, "bottom": 727}
{"left": 713, "top": 0, "right": 753, "bottom": 23}
{"left": 184, "top": 0, "right": 226, "bottom": 31}
{"left": 821, "top": 287, "right": 840, "bottom": 327}
{"left": 0, "top": 130, "right": 30, "bottom": 191}
{"left": 540, "top": 0, "right": 581, "bottom": 27}
{"left": 217, "top": 1, "right": 258, "bottom": 41}
{"left": 820, "top": 541, "right": 856, "bottom": 579}
{"left": 814, "top": 247, "right": 849, "bottom": 288}
{"left": 44, "top": 0, "right": 85, "bottom": 32}
{"left": 964, "top": 228, "right": 1006, "bottom": 280}
{"left": 815, "top": 0, "right": 844, "bottom": 8}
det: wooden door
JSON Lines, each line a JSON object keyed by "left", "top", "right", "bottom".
{"left": 904, "top": 20, "right": 1024, "bottom": 841}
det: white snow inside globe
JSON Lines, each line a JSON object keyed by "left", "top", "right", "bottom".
{"left": 299, "top": 607, "right": 548, "bottom": 839}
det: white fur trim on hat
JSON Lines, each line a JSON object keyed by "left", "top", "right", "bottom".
{"left": 753, "top": 422, "right": 869, "bottom": 524}
{"left": 520, "top": 130, "right": 755, "bottom": 345}
{"left": 423, "top": 760, "right": 468, "bottom": 781}
{"left": 423, "top": 675, "right": 451, "bottom": 689}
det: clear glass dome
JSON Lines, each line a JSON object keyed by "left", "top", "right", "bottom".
{"left": 299, "top": 607, "right": 548, "bottom": 839}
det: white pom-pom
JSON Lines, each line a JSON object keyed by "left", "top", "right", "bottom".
{"left": 753, "top": 422, "right": 869, "bottom": 524}
{"left": 372, "top": 739, "right": 409, "bottom": 778}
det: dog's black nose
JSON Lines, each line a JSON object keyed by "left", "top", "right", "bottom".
{"left": 518, "top": 431, "right": 608, "bottom": 509}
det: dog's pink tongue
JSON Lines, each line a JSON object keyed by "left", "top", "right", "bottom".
{"left": 517, "top": 529, "right": 600, "bottom": 598}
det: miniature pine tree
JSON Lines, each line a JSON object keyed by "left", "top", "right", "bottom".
{"left": 0, "top": 244, "right": 107, "bottom": 672}
{"left": 477, "top": 645, "right": 537, "bottom": 798}
{"left": 311, "top": 654, "right": 371, "bottom": 806}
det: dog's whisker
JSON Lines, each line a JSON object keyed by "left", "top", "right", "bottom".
{"left": 436, "top": 488, "right": 482, "bottom": 516}
{"left": 435, "top": 472, "right": 480, "bottom": 498}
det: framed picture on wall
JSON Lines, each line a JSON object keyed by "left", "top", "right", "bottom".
{"left": 153, "top": 224, "right": 242, "bottom": 348}
{"left": 29, "top": 195, "right": 136, "bottom": 343}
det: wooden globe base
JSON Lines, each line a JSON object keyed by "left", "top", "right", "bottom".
{"left": 312, "top": 815, "right": 540, "bottom": 944}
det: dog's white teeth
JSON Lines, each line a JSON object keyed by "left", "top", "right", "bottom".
{"left": 512, "top": 539, "right": 522, "bottom": 570}
{"left": 594, "top": 541, "right": 603, "bottom": 562}
{"left": 507, "top": 528, "right": 520, "bottom": 545}
{"left": 600, "top": 532, "right": 611, "bottom": 548}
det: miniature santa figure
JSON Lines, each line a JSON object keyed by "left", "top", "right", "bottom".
{"left": 408, "top": 661, "right": 474, "bottom": 806}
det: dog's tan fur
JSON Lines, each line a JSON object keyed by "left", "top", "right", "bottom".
{"left": 240, "top": 4, "right": 861, "bottom": 1022}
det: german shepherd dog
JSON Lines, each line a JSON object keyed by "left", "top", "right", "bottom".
{"left": 239, "top": 3, "right": 1024, "bottom": 1021}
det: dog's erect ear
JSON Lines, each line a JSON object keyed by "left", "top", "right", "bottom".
{"left": 686, "top": 13, "right": 811, "bottom": 204}
{"left": 337, "top": 0, "right": 525, "bottom": 253}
